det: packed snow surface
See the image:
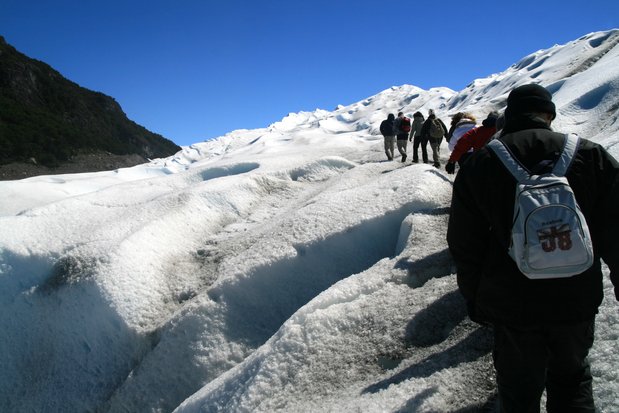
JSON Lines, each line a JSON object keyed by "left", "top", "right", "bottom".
{"left": 1, "top": 29, "right": 618, "bottom": 412}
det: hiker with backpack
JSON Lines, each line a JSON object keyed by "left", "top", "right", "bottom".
{"left": 394, "top": 112, "right": 411, "bottom": 162}
{"left": 409, "top": 111, "right": 427, "bottom": 163}
{"left": 379, "top": 113, "right": 396, "bottom": 161}
{"left": 447, "top": 84, "right": 619, "bottom": 412}
{"left": 420, "top": 109, "right": 447, "bottom": 168}
{"left": 445, "top": 111, "right": 500, "bottom": 174}
{"left": 447, "top": 112, "right": 477, "bottom": 153}
{"left": 395, "top": 112, "right": 411, "bottom": 162}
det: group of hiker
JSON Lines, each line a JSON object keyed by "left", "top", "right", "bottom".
{"left": 379, "top": 107, "right": 502, "bottom": 172}
{"left": 381, "top": 84, "right": 619, "bottom": 412}
{"left": 380, "top": 109, "right": 447, "bottom": 167}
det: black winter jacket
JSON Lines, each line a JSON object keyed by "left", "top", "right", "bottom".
{"left": 380, "top": 119, "right": 396, "bottom": 137}
{"left": 447, "top": 116, "right": 619, "bottom": 326}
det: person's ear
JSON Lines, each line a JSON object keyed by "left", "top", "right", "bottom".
{"left": 543, "top": 112, "right": 554, "bottom": 125}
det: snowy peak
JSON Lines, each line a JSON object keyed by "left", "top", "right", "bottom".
{"left": 445, "top": 29, "right": 619, "bottom": 138}
{"left": 510, "top": 30, "right": 619, "bottom": 76}
{"left": 167, "top": 29, "right": 619, "bottom": 171}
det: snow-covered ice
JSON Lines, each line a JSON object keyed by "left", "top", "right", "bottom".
{"left": 1, "top": 29, "right": 618, "bottom": 412}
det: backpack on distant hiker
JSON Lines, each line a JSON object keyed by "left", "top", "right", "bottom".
{"left": 400, "top": 116, "right": 411, "bottom": 133}
{"left": 487, "top": 134, "right": 594, "bottom": 279}
{"left": 429, "top": 119, "right": 444, "bottom": 139}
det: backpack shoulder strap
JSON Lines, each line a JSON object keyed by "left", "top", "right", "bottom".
{"left": 488, "top": 133, "right": 581, "bottom": 180}
{"left": 552, "top": 134, "right": 580, "bottom": 176}
{"left": 487, "top": 139, "right": 530, "bottom": 182}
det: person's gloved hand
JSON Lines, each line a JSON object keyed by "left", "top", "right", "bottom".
{"left": 445, "top": 162, "right": 456, "bottom": 174}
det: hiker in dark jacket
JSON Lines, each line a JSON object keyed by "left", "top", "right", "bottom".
{"left": 379, "top": 113, "right": 396, "bottom": 160}
{"left": 420, "top": 109, "right": 447, "bottom": 168}
{"left": 409, "top": 111, "right": 426, "bottom": 163}
{"left": 447, "top": 84, "right": 619, "bottom": 412}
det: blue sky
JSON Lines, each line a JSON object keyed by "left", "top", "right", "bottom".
{"left": 1, "top": 0, "right": 618, "bottom": 147}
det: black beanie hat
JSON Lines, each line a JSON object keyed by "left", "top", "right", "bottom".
{"left": 505, "top": 84, "right": 556, "bottom": 120}
{"left": 482, "top": 111, "right": 499, "bottom": 127}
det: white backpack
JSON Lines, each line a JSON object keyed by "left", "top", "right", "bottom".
{"left": 487, "top": 134, "right": 594, "bottom": 279}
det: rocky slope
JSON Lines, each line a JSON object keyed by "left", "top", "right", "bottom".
{"left": 0, "top": 35, "right": 180, "bottom": 180}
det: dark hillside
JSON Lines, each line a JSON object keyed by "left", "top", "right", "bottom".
{"left": 0, "top": 35, "right": 180, "bottom": 178}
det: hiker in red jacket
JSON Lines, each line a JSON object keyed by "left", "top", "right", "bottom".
{"left": 394, "top": 112, "right": 411, "bottom": 162}
{"left": 445, "top": 111, "right": 501, "bottom": 174}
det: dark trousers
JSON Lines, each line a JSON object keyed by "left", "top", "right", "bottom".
{"left": 412, "top": 135, "right": 428, "bottom": 163}
{"left": 493, "top": 320, "right": 595, "bottom": 413}
{"left": 397, "top": 134, "right": 408, "bottom": 157}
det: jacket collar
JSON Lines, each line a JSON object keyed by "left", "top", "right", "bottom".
{"left": 501, "top": 114, "right": 552, "bottom": 135}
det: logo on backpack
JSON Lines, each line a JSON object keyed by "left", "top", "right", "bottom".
{"left": 400, "top": 117, "right": 411, "bottom": 133}
{"left": 429, "top": 119, "right": 443, "bottom": 139}
{"left": 488, "top": 134, "right": 594, "bottom": 279}
{"left": 538, "top": 224, "right": 572, "bottom": 252}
